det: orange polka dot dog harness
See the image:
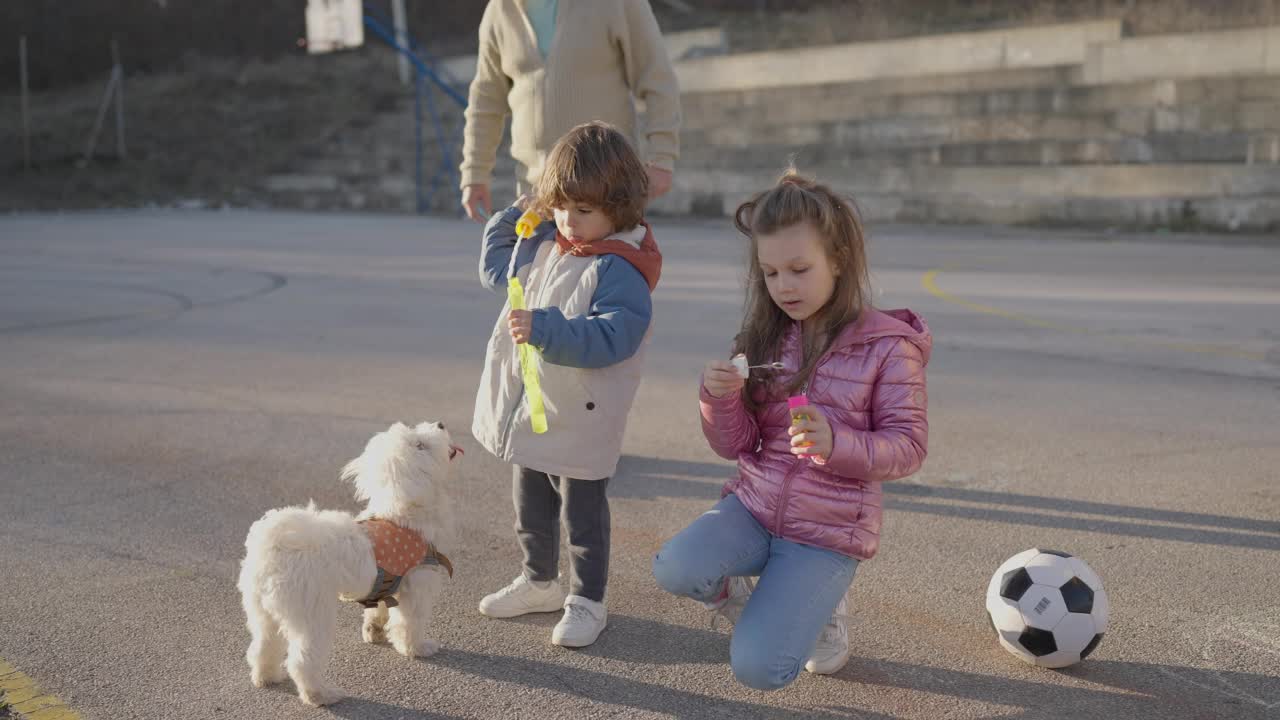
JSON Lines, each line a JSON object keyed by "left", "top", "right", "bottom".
{"left": 355, "top": 518, "right": 454, "bottom": 609}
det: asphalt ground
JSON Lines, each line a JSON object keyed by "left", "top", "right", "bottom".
{"left": 1, "top": 211, "right": 1277, "bottom": 719}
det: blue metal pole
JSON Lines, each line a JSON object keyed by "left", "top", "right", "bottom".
{"left": 362, "top": 10, "right": 469, "bottom": 214}
{"left": 414, "top": 72, "right": 425, "bottom": 212}
{"left": 362, "top": 14, "right": 466, "bottom": 107}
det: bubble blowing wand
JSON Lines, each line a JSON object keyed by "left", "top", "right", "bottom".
{"left": 509, "top": 209, "right": 548, "bottom": 434}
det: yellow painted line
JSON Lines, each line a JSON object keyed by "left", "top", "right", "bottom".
{"left": 922, "top": 269, "right": 1268, "bottom": 362}
{"left": 0, "top": 658, "right": 80, "bottom": 720}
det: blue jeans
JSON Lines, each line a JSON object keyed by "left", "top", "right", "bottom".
{"left": 652, "top": 494, "right": 859, "bottom": 691}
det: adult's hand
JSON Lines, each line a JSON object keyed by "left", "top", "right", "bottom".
{"left": 646, "top": 165, "right": 673, "bottom": 200}
{"left": 462, "top": 184, "right": 492, "bottom": 222}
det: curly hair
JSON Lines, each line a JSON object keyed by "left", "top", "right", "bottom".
{"left": 532, "top": 122, "right": 649, "bottom": 231}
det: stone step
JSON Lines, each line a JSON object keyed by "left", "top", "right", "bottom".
{"left": 674, "top": 19, "right": 1123, "bottom": 94}
{"left": 855, "top": 192, "right": 1280, "bottom": 231}
{"left": 301, "top": 152, "right": 462, "bottom": 181}
{"left": 317, "top": 127, "right": 467, "bottom": 161}
{"left": 846, "top": 163, "right": 1280, "bottom": 199}
{"left": 681, "top": 74, "right": 1280, "bottom": 132}
{"left": 331, "top": 113, "right": 467, "bottom": 141}
{"left": 293, "top": 148, "right": 516, "bottom": 190}
{"left": 263, "top": 185, "right": 460, "bottom": 214}
{"left": 652, "top": 164, "right": 1280, "bottom": 232}
{"left": 681, "top": 66, "right": 1080, "bottom": 131}
{"left": 680, "top": 132, "right": 1280, "bottom": 169}
{"left": 681, "top": 104, "right": 1280, "bottom": 153}
{"left": 261, "top": 165, "right": 519, "bottom": 215}
{"left": 655, "top": 187, "right": 1280, "bottom": 232}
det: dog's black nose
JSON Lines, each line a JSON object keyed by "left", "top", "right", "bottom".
{"left": 437, "top": 422, "right": 445, "bottom": 430}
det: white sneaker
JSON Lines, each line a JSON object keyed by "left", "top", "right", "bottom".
{"left": 478, "top": 575, "right": 566, "bottom": 618}
{"left": 805, "top": 596, "right": 850, "bottom": 674}
{"left": 551, "top": 595, "right": 607, "bottom": 647}
{"left": 703, "top": 576, "right": 754, "bottom": 630}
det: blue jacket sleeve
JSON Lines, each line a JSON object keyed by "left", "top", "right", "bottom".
{"left": 479, "top": 206, "right": 551, "bottom": 293}
{"left": 527, "top": 255, "right": 653, "bottom": 369}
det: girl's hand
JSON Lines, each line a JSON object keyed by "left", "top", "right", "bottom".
{"left": 702, "top": 360, "right": 745, "bottom": 398}
{"left": 508, "top": 309, "right": 534, "bottom": 344}
{"left": 788, "top": 405, "right": 833, "bottom": 462}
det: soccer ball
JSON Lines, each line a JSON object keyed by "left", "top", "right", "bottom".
{"left": 985, "top": 548, "right": 1109, "bottom": 668}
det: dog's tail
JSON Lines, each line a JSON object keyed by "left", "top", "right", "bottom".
{"left": 244, "top": 503, "right": 332, "bottom": 552}
{"left": 238, "top": 502, "right": 371, "bottom": 617}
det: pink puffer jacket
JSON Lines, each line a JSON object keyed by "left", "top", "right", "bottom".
{"left": 700, "top": 308, "right": 930, "bottom": 560}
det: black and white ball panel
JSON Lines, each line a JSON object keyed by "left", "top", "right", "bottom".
{"left": 985, "top": 548, "right": 1109, "bottom": 669}
{"left": 1024, "top": 552, "right": 1076, "bottom": 587}
{"left": 1016, "top": 583, "right": 1068, "bottom": 631}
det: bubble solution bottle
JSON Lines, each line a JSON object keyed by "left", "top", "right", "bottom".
{"left": 788, "top": 395, "right": 814, "bottom": 450}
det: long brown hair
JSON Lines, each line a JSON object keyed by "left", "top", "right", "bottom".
{"left": 732, "top": 170, "right": 871, "bottom": 407}
{"left": 532, "top": 122, "right": 649, "bottom": 231}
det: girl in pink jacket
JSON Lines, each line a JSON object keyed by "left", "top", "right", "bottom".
{"left": 653, "top": 171, "right": 930, "bottom": 690}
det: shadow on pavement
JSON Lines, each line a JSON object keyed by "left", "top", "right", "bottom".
{"left": 612, "top": 454, "right": 1280, "bottom": 551}
{"left": 481, "top": 613, "right": 730, "bottom": 665}
{"left": 888, "top": 483, "right": 1280, "bottom": 551}
{"left": 432, "top": 648, "right": 894, "bottom": 719}
{"left": 577, "top": 613, "right": 731, "bottom": 665}
{"left": 611, "top": 454, "right": 731, "bottom": 500}
{"left": 328, "top": 699, "right": 462, "bottom": 720}
{"left": 826, "top": 657, "right": 1279, "bottom": 720}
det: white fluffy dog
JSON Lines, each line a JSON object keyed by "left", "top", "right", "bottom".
{"left": 237, "top": 421, "right": 461, "bottom": 706}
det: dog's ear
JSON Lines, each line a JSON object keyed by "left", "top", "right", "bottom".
{"left": 339, "top": 456, "right": 361, "bottom": 485}
{"left": 344, "top": 426, "right": 395, "bottom": 488}
{"left": 341, "top": 454, "right": 380, "bottom": 503}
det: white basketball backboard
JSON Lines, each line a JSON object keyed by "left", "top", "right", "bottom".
{"left": 305, "top": 0, "right": 364, "bottom": 54}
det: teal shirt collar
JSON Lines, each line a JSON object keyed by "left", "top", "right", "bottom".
{"left": 525, "top": 0, "right": 559, "bottom": 59}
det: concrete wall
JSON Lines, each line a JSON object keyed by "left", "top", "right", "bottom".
{"left": 673, "top": 20, "right": 1122, "bottom": 93}
{"left": 270, "top": 19, "right": 1280, "bottom": 231}
{"left": 1084, "top": 26, "right": 1280, "bottom": 84}
{"left": 439, "top": 20, "right": 1123, "bottom": 93}
{"left": 439, "top": 21, "right": 1280, "bottom": 98}
{"left": 437, "top": 26, "right": 726, "bottom": 86}
{"left": 663, "top": 27, "right": 728, "bottom": 61}
{"left": 667, "top": 164, "right": 1280, "bottom": 229}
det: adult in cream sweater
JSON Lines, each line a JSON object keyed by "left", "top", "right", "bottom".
{"left": 459, "top": 0, "right": 682, "bottom": 221}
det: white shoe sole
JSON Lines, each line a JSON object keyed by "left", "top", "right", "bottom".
{"left": 551, "top": 623, "right": 606, "bottom": 648}
{"left": 804, "top": 648, "right": 849, "bottom": 675}
{"left": 478, "top": 591, "right": 566, "bottom": 619}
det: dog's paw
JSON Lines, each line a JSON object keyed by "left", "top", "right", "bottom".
{"left": 362, "top": 621, "right": 387, "bottom": 644}
{"left": 300, "top": 685, "right": 347, "bottom": 707}
{"left": 250, "top": 665, "right": 287, "bottom": 687}
{"left": 392, "top": 637, "right": 440, "bottom": 658}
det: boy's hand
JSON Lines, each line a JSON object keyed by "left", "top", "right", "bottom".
{"left": 788, "top": 405, "right": 833, "bottom": 462}
{"left": 702, "top": 360, "right": 745, "bottom": 399}
{"left": 508, "top": 309, "right": 534, "bottom": 344}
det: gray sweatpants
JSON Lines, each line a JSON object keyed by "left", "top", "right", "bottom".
{"left": 513, "top": 465, "right": 611, "bottom": 603}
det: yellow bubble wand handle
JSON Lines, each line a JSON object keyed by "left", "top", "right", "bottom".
{"left": 510, "top": 209, "right": 548, "bottom": 434}
{"left": 515, "top": 210, "right": 540, "bottom": 240}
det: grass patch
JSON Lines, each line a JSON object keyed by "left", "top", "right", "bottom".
{"left": 0, "top": 51, "right": 405, "bottom": 212}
